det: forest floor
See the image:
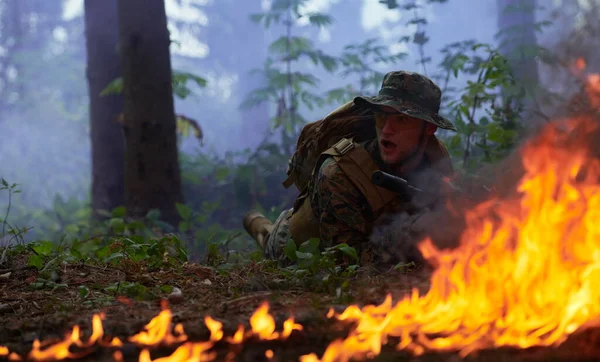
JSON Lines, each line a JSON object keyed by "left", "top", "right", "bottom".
{"left": 1, "top": 252, "right": 600, "bottom": 362}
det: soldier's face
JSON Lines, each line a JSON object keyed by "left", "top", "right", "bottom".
{"left": 375, "top": 108, "right": 436, "bottom": 166}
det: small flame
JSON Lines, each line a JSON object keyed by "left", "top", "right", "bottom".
{"left": 585, "top": 74, "right": 600, "bottom": 108}
{"left": 575, "top": 57, "right": 586, "bottom": 71}
{"left": 250, "top": 302, "right": 279, "bottom": 340}
{"left": 138, "top": 341, "right": 215, "bottom": 362}
{"left": 282, "top": 318, "right": 304, "bottom": 339}
{"left": 8, "top": 352, "right": 22, "bottom": 361}
{"left": 113, "top": 350, "right": 124, "bottom": 362}
{"left": 226, "top": 325, "right": 245, "bottom": 344}
{"left": 28, "top": 338, "right": 86, "bottom": 361}
{"left": 265, "top": 349, "right": 274, "bottom": 359}
{"left": 204, "top": 316, "right": 223, "bottom": 342}
{"left": 129, "top": 301, "right": 187, "bottom": 346}
{"left": 248, "top": 301, "right": 303, "bottom": 341}
{"left": 8, "top": 300, "right": 303, "bottom": 361}
{"left": 571, "top": 57, "right": 600, "bottom": 110}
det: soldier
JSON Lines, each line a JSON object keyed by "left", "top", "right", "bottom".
{"left": 244, "top": 71, "right": 457, "bottom": 265}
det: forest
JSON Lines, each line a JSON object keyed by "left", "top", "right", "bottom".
{"left": 1, "top": 0, "right": 600, "bottom": 361}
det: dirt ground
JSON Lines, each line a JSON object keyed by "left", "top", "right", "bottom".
{"left": 1, "top": 254, "right": 600, "bottom": 362}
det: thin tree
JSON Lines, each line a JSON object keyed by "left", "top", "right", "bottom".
{"left": 84, "top": 0, "right": 125, "bottom": 218}
{"left": 117, "top": 0, "right": 184, "bottom": 225}
{"left": 496, "top": 0, "right": 540, "bottom": 119}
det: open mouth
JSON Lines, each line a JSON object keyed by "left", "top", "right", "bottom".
{"left": 380, "top": 139, "right": 397, "bottom": 152}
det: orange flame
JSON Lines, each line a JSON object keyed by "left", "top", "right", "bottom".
{"left": 571, "top": 57, "right": 600, "bottom": 110}
{"left": 129, "top": 301, "right": 188, "bottom": 346}
{"left": 249, "top": 301, "right": 303, "bottom": 341}
{"left": 138, "top": 341, "right": 215, "bottom": 362}
{"left": 585, "top": 74, "right": 600, "bottom": 109}
{"left": 226, "top": 325, "right": 245, "bottom": 344}
{"left": 265, "top": 349, "right": 274, "bottom": 359}
{"left": 6, "top": 300, "right": 303, "bottom": 361}
{"left": 302, "top": 117, "right": 600, "bottom": 361}
{"left": 204, "top": 316, "right": 224, "bottom": 342}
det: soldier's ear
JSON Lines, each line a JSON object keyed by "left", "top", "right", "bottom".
{"left": 425, "top": 123, "right": 437, "bottom": 135}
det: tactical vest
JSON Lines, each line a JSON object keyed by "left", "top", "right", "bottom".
{"left": 288, "top": 136, "right": 453, "bottom": 245}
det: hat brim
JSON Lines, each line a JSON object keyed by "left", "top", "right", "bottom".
{"left": 353, "top": 95, "right": 457, "bottom": 131}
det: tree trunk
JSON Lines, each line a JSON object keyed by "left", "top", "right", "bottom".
{"left": 496, "top": 0, "right": 539, "bottom": 99}
{"left": 117, "top": 0, "right": 183, "bottom": 225}
{"left": 237, "top": 1, "right": 269, "bottom": 149}
{"left": 84, "top": 0, "right": 125, "bottom": 217}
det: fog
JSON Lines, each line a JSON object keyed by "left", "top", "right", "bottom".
{"left": 0, "top": 0, "right": 590, "bottom": 212}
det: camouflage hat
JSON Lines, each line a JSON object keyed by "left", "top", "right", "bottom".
{"left": 353, "top": 71, "right": 456, "bottom": 131}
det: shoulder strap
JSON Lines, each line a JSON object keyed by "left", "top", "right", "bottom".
{"left": 320, "top": 138, "right": 398, "bottom": 214}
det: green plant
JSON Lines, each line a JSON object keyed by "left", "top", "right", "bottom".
{"left": 435, "top": 42, "right": 523, "bottom": 171}
{"left": 244, "top": 0, "right": 339, "bottom": 152}
{"left": 0, "top": 178, "right": 24, "bottom": 244}
{"left": 324, "top": 38, "right": 407, "bottom": 103}
{"left": 283, "top": 238, "right": 359, "bottom": 276}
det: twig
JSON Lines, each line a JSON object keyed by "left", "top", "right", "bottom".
{"left": 78, "top": 263, "right": 128, "bottom": 276}
{"left": 223, "top": 291, "right": 273, "bottom": 306}
{"left": 2, "top": 186, "right": 13, "bottom": 237}
{"left": 0, "top": 265, "right": 37, "bottom": 274}
{"left": 462, "top": 52, "right": 493, "bottom": 167}
{"left": 0, "top": 247, "right": 8, "bottom": 266}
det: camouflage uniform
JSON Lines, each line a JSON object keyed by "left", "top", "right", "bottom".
{"left": 262, "top": 71, "right": 456, "bottom": 265}
{"left": 264, "top": 138, "right": 446, "bottom": 264}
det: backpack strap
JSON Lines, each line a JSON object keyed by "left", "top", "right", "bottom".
{"left": 320, "top": 138, "right": 398, "bottom": 214}
{"left": 282, "top": 169, "right": 296, "bottom": 189}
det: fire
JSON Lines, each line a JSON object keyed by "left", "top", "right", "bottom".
{"left": 204, "top": 316, "right": 223, "bottom": 342}
{"left": 301, "top": 116, "right": 600, "bottom": 361}
{"left": 250, "top": 301, "right": 303, "bottom": 340}
{"left": 5, "top": 67, "right": 600, "bottom": 361}
{"left": 571, "top": 57, "right": 600, "bottom": 110}
{"left": 2, "top": 300, "right": 303, "bottom": 361}
{"left": 129, "top": 300, "right": 188, "bottom": 346}
{"left": 138, "top": 341, "right": 215, "bottom": 362}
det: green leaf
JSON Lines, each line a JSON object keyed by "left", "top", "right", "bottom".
{"left": 299, "top": 238, "right": 320, "bottom": 254}
{"left": 112, "top": 206, "right": 126, "bottom": 218}
{"left": 32, "top": 241, "right": 55, "bottom": 256}
{"left": 106, "top": 252, "right": 126, "bottom": 264}
{"left": 78, "top": 286, "right": 90, "bottom": 299}
{"left": 283, "top": 239, "right": 298, "bottom": 261}
{"left": 175, "top": 203, "right": 192, "bottom": 220}
{"left": 307, "top": 13, "right": 333, "bottom": 28}
{"left": 70, "top": 247, "right": 82, "bottom": 260}
{"left": 28, "top": 254, "right": 43, "bottom": 270}
{"left": 295, "top": 251, "right": 313, "bottom": 259}
{"left": 160, "top": 285, "right": 174, "bottom": 293}
{"left": 215, "top": 167, "right": 230, "bottom": 181}
{"left": 338, "top": 245, "right": 358, "bottom": 262}
{"left": 146, "top": 209, "right": 161, "bottom": 221}
{"left": 178, "top": 221, "right": 190, "bottom": 232}
{"left": 108, "top": 218, "right": 125, "bottom": 231}
{"left": 100, "top": 77, "right": 124, "bottom": 96}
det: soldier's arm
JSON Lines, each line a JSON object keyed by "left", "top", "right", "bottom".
{"left": 309, "top": 158, "right": 372, "bottom": 249}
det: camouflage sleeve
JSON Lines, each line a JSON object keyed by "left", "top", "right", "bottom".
{"left": 309, "top": 158, "right": 372, "bottom": 250}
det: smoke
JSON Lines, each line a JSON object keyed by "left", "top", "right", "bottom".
{"left": 0, "top": 105, "right": 91, "bottom": 210}
{"left": 369, "top": 105, "right": 600, "bottom": 269}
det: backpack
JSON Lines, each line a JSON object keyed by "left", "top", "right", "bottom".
{"left": 282, "top": 101, "right": 377, "bottom": 192}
